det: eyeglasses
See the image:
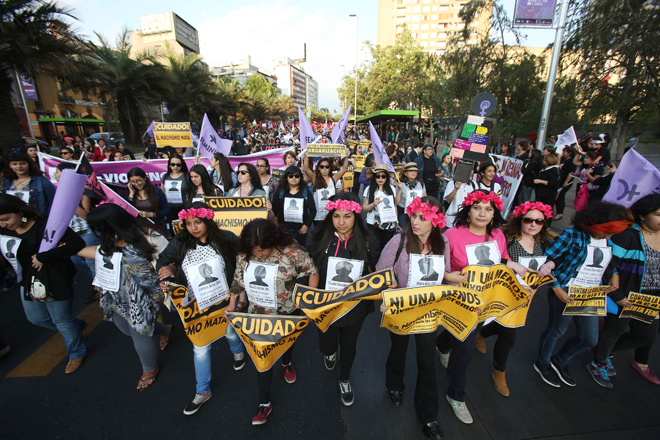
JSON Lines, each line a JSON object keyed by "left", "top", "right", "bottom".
{"left": 257, "top": 164, "right": 267, "bottom": 168}
{"left": 129, "top": 179, "right": 144, "bottom": 185}
{"left": 522, "top": 218, "right": 545, "bottom": 225}
{"left": 376, "top": 174, "right": 388, "bottom": 179}
{"left": 170, "top": 163, "right": 182, "bottom": 167}
{"left": 318, "top": 165, "right": 330, "bottom": 169}
{"left": 238, "top": 170, "right": 249, "bottom": 175}
{"left": 287, "top": 174, "right": 301, "bottom": 179}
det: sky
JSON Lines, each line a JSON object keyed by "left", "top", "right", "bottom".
{"left": 59, "top": 0, "right": 557, "bottom": 114}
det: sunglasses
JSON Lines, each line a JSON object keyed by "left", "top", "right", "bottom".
{"left": 318, "top": 165, "right": 330, "bottom": 169}
{"left": 287, "top": 174, "right": 301, "bottom": 179}
{"left": 522, "top": 218, "right": 545, "bottom": 225}
{"left": 170, "top": 163, "right": 182, "bottom": 167}
{"left": 375, "top": 174, "right": 388, "bottom": 179}
{"left": 238, "top": 170, "right": 249, "bottom": 175}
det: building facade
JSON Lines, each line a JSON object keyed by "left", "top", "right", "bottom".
{"left": 305, "top": 75, "right": 319, "bottom": 110}
{"left": 211, "top": 56, "right": 278, "bottom": 89}
{"left": 129, "top": 12, "right": 200, "bottom": 58}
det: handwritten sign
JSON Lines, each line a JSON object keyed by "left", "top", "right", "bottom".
{"left": 454, "top": 139, "right": 472, "bottom": 150}
{"left": 468, "top": 133, "right": 489, "bottom": 145}
{"left": 461, "top": 124, "right": 477, "bottom": 138}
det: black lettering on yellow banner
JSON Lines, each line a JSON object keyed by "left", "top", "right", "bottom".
{"left": 353, "top": 155, "right": 366, "bottom": 172}
{"left": 343, "top": 165, "right": 354, "bottom": 188}
{"left": 563, "top": 285, "right": 609, "bottom": 316}
{"left": 165, "top": 283, "right": 229, "bottom": 347}
{"left": 154, "top": 122, "right": 193, "bottom": 148}
{"left": 227, "top": 313, "right": 309, "bottom": 372}
{"left": 496, "top": 270, "right": 556, "bottom": 328}
{"left": 461, "top": 264, "right": 532, "bottom": 323}
{"left": 294, "top": 269, "right": 394, "bottom": 332}
{"left": 172, "top": 220, "right": 184, "bottom": 235}
{"left": 380, "top": 285, "right": 483, "bottom": 341}
{"left": 170, "top": 197, "right": 267, "bottom": 237}
{"left": 271, "top": 169, "right": 284, "bottom": 180}
{"left": 620, "top": 292, "right": 660, "bottom": 324}
{"left": 307, "top": 143, "right": 346, "bottom": 158}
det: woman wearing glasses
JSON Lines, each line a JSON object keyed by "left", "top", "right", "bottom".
{"left": 127, "top": 168, "right": 170, "bottom": 233}
{"left": 256, "top": 158, "right": 277, "bottom": 203}
{"left": 226, "top": 163, "right": 266, "bottom": 198}
{"left": 161, "top": 153, "right": 190, "bottom": 224}
{"left": 302, "top": 150, "right": 352, "bottom": 225}
{"left": 272, "top": 166, "right": 315, "bottom": 247}
{"left": 362, "top": 164, "right": 402, "bottom": 252}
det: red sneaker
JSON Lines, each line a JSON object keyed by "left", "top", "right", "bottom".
{"left": 252, "top": 404, "right": 272, "bottom": 425}
{"left": 629, "top": 361, "right": 660, "bottom": 385}
{"left": 282, "top": 363, "right": 296, "bottom": 383}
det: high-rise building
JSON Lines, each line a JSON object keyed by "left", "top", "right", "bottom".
{"left": 211, "top": 56, "right": 278, "bottom": 89}
{"left": 305, "top": 75, "right": 319, "bottom": 110}
{"left": 377, "top": 0, "right": 491, "bottom": 55}
{"left": 130, "top": 12, "right": 200, "bottom": 58}
{"left": 272, "top": 58, "right": 318, "bottom": 110}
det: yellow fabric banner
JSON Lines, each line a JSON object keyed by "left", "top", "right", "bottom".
{"left": 352, "top": 154, "right": 366, "bottom": 172}
{"left": 307, "top": 143, "right": 346, "bottom": 158}
{"left": 495, "top": 270, "right": 556, "bottom": 328}
{"left": 227, "top": 313, "right": 310, "bottom": 372}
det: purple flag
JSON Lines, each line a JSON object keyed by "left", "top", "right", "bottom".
{"left": 298, "top": 107, "right": 316, "bottom": 149}
{"left": 331, "top": 105, "right": 352, "bottom": 144}
{"left": 369, "top": 121, "right": 395, "bottom": 173}
{"left": 144, "top": 120, "right": 155, "bottom": 139}
{"left": 100, "top": 181, "right": 143, "bottom": 218}
{"left": 198, "top": 113, "right": 232, "bottom": 159}
{"left": 602, "top": 149, "right": 660, "bottom": 207}
{"left": 38, "top": 170, "right": 87, "bottom": 252}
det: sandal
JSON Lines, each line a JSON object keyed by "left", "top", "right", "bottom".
{"left": 137, "top": 367, "right": 159, "bottom": 391}
{"left": 160, "top": 324, "right": 174, "bottom": 351}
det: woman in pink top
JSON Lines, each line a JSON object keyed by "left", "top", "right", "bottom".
{"left": 436, "top": 190, "right": 526, "bottom": 425}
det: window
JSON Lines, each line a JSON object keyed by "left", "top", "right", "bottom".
{"left": 412, "top": 5, "right": 420, "bottom": 12}
{"left": 430, "top": 41, "right": 436, "bottom": 46}
{"left": 421, "top": 24, "right": 429, "bottom": 30}
{"left": 431, "top": 23, "right": 437, "bottom": 28}
{"left": 412, "top": 23, "right": 420, "bottom": 30}
{"left": 439, "top": 6, "right": 448, "bottom": 11}
{"left": 430, "top": 32, "right": 436, "bottom": 38}
{"left": 420, "top": 41, "right": 428, "bottom": 47}
{"left": 406, "top": 6, "right": 411, "bottom": 11}
{"left": 432, "top": 6, "right": 438, "bottom": 11}
{"left": 412, "top": 15, "right": 420, "bottom": 21}
{"left": 437, "top": 41, "right": 446, "bottom": 47}
{"left": 412, "top": 33, "right": 418, "bottom": 38}
{"left": 397, "top": 16, "right": 406, "bottom": 23}
{"left": 432, "top": 14, "right": 437, "bottom": 19}
{"left": 423, "top": 6, "right": 430, "bottom": 11}
{"left": 437, "top": 32, "right": 447, "bottom": 38}
{"left": 421, "top": 32, "right": 428, "bottom": 38}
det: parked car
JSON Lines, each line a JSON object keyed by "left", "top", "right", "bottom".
{"left": 88, "top": 132, "right": 125, "bottom": 147}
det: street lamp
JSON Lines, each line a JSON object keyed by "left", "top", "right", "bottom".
{"left": 349, "top": 14, "right": 358, "bottom": 132}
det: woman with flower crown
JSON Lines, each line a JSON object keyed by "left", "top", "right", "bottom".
{"left": 155, "top": 202, "right": 241, "bottom": 415}
{"left": 376, "top": 196, "right": 464, "bottom": 440}
{"left": 309, "top": 193, "right": 380, "bottom": 407}
{"left": 436, "top": 190, "right": 527, "bottom": 425}
{"left": 476, "top": 201, "right": 554, "bottom": 397}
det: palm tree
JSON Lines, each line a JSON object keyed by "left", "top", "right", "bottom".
{"left": 0, "top": 0, "right": 86, "bottom": 147}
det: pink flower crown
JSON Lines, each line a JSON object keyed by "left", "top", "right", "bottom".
{"left": 178, "top": 207, "right": 215, "bottom": 220}
{"left": 462, "top": 191, "right": 504, "bottom": 212}
{"left": 325, "top": 199, "right": 362, "bottom": 214}
{"left": 512, "top": 201, "right": 553, "bottom": 219}
{"left": 406, "top": 197, "right": 446, "bottom": 229}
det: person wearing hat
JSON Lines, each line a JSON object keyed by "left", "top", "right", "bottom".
{"left": 363, "top": 164, "right": 401, "bottom": 252}
{"left": 397, "top": 163, "right": 426, "bottom": 228}
{"left": 413, "top": 144, "right": 443, "bottom": 201}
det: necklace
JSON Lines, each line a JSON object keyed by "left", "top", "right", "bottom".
{"left": 641, "top": 226, "right": 656, "bottom": 237}
{"left": 14, "top": 178, "right": 30, "bottom": 189}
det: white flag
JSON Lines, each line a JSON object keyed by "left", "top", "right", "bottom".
{"left": 555, "top": 126, "right": 578, "bottom": 149}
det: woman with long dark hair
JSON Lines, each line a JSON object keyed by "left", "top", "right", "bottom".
{"left": 156, "top": 202, "right": 241, "bottom": 414}
{"left": 0, "top": 194, "right": 86, "bottom": 373}
{"left": 555, "top": 146, "right": 577, "bottom": 220}
{"left": 2, "top": 152, "right": 55, "bottom": 215}
{"left": 590, "top": 194, "right": 660, "bottom": 388}
{"left": 301, "top": 151, "right": 351, "bottom": 224}
{"left": 256, "top": 158, "right": 277, "bottom": 202}
{"left": 397, "top": 163, "right": 426, "bottom": 228}
{"left": 127, "top": 168, "right": 169, "bottom": 233}
{"left": 161, "top": 153, "right": 190, "bottom": 222}
{"left": 517, "top": 149, "right": 543, "bottom": 205}
{"left": 310, "top": 193, "right": 379, "bottom": 407}
{"left": 377, "top": 196, "right": 462, "bottom": 439}
{"left": 187, "top": 165, "right": 222, "bottom": 202}
{"left": 533, "top": 153, "right": 560, "bottom": 211}
{"left": 272, "top": 165, "right": 316, "bottom": 247}
{"left": 226, "top": 219, "right": 318, "bottom": 425}
{"left": 534, "top": 201, "right": 632, "bottom": 388}
{"left": 226, "top": 163, "right": 266, "bottom": 197}
{"left": 362, "top": 164, "right": 402, "bottom": 252}
{"left": 208, "top": 153, "right": 237, "bottom": 194}
{"left": 78, "top": 203, "right": 171, "bottom": 390}
{"left": 438, "top": 153, "right": 454, "bottom": 197}
{"left": 476, "top": 162, "right": 502, "bottom": 195}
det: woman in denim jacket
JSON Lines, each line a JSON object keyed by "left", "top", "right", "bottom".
{"left": 3, "top": 152, "right": 55, "bottom": 216}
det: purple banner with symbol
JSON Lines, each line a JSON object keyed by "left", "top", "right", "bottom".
{"left": 602, "top": 149, "right": 660, "bottom": 207}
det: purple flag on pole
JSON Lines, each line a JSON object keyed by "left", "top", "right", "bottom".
{"left": 198, "top": 113, "right": 232, "bottom": 159}
{"left": 100, "top": 181, "right": 143, "bottom": 218}
{"left": 298, "top": 107, "right": 316, "bottom": 150}
{"left": 331, "top": 105, "right": 352, "bottom": 144}
{"left": 38, "top": 170, "right": 87, "bottom": 253}
{"left": 602, "top": 149, "right": 660, "bottom": 207}
{"left": 369, "top": 121, "right": 395, "bottom": 172}
{"left": 144, "top": 120, "right": 155, "bottom": 139}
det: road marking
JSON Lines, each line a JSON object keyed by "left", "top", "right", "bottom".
{"left": 6, "top": 303, "right": 104, "bottom": 378}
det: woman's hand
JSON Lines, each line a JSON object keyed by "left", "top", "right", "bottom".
{"left": 538, "top": 261, "right": 554, "bottom": 277}
{"left": 298, "top": 225, "right": 308, "bottom": 234}
{"left": 616, "top": 298, "right": 633, "bottom": 307}
{"left": 373, "top": 197, "right": 382, "bottom": 206}
{"left": 444, "top": 271, "right": 468, "bottom": 285}
{"left": 266, "top": 201, "right": 272, "bottom": 212}
{"left": 604, "top": 274, "right": 620, "bottom": 295}
{"left": 224, "top": 294, "right": 238, "bottom": 320}
{"left": 194, "top": 156, "right": 201, "bottom": 164}
{"left": 553, "top": 287, "right": 574, "bottom": 304}
{"left": 507, "top": 260, "right": 527, "bottom": 277}
{"left": 141, "top": 157, "right": 148, "bottom": 163}
{"left": 380, "top": 302, "right": 389, "bottom": 313}
{"left": 128, "top": 184, "right": 136, "bottom": 198}
{"left": 138, "top": 211, "right": 152, "bottom": 218}
{"left": 158, "top": 264, "right": 176, "bottom": 280}
{"left": 31, "top": 255, "right": 43, "bottom": 270}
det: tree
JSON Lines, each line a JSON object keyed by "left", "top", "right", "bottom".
{"left": 0, "top": 0, "right": 86, "bottom": 147}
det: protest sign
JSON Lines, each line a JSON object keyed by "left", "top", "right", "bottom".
{"left": 271, "top": 168, "right": 285, "bottom": 180}
{"left": 165, "top": 283, "right": 230, "bottom": 347}
{"left": 227, "top": 312, "right": 309, "bottom": 372}
{"left": 563, "top": 285, "right": 609, "bottom": 316}
{"left": 307, "top": 144, "right": 346, "bottom": 158}
{"left": 206, "top": 196, "right": 268, "bottom": 236}
{"left": 489, "top": 154, "right": 524, "bottom": 217}
{"left": 495, "top": 270, "right": 556, "bottom": 328}
{"left": 454, "top": 139, "right": 472, "bottom": 150}
{"left": 381, "top": 285, "right": 483, "bottom": 341}
{"left": 370, "top": 122, "right": 396, "bottom": 173}
{"left": 154, "top": 122, "right": 193, "bottom": 148}
{"left": 450, "top": 148, "right": 465, "bottom": 159}
{"left": 353, "top": 155, "right": 366, "bottom": 172}
{"left": 294, "top": 269, "right": 394, "bottom": 332}
{"left": 100, "top": 181, "right": 147, "bottom": 220}
{"left": 619, "top": 292, "right": 660, "bottom": 324}
{"left": 298, "top": 107, "right": 316, "bottom": 149}
{"left": 93, "top": 250, "right": 122, "bottom": 292}
{"left": 603, "top": 149, "right": 660, "bottom": 207}
{"left": 254, "top": 143, "right": 286, "bottom": 152}
{"left": 342, "top": 166, "right": 354, "bottom": 188}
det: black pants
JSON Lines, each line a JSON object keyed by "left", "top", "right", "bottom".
{"left": 425, "top": 180, "right": 439, "bottom": 201}
{"left": 436, "top": 328, "right": 477, "bottom": 402}
{"left": 593, "top": 314, "right": 660, "bottom": 365}
{"left": 351, "top": 173, "right": 361, "bottom": 195}
{"left": 555, "top": 184, "right": 572, "bottom": 215}
{"left": 479, "top": 323, "right": 517, "bottom": 372}
{"left": 318, "top": 318, "right": 365, "bottom": 382}
{"left": 386, "top": 332, "right": 438, "bottom": 423}
{"left": 370, "top": 226, "right": 394, "bottom": 253}
{"left": 257, "top": 345, "right": 295, "bottom": 404}
{"left": 535, "top": 194, "right": 555, "bottom": 226}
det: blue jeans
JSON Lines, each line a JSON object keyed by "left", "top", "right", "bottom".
{"left": 537, "top": 290, "right": 599, "bottom": 366}
{"left": 71, "top": 229, "right": 98, "bottom": 278}
{"left": 21, "top": 291, "right": 86, "bottom": 360}
{"left": 193, "top": 324, "right": 244, "bottom": 394}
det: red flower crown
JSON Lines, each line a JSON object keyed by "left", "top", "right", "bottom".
{"left": 178, "top": 207, "right": 215, "bottom": 220}
{"left": 406, "top": 197, "right": 447, "bottom": 229}
{"left": 512, "top": 201, "right": 553, "bottom": 219}
{"left": 325, "top": 200, "right": 362, "bottom": 214}
{"left": 462, "top": 191, "right": 504, "bottom": 211}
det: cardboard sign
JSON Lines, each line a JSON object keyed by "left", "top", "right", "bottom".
{"left": 461, "top": 124, "right": 477, "bottom": 138}
{"left": 620, "top": 292, "right": 660, "bottom": 324}
{"left": 307, "top": 144, "right": 346, "bottom": 158}
{"left": 454, "top": 139, "right": 472, "bottom": 150}
{"left": 353, "top": 155, "right": 366, "bottom": 172}
{"left": 92, "top": 250, "right": 122, "bottom": 292}
{"left": 468, "top": 133, "right": 489, "bottom": 145}
{"left": 563, "top": 285, "right": 609, "bottom": 316}
{"left": 470, "top": 143, "right": 487, "bottom": 153}
{"left": 450, "top": 148, "right": 465, "bottom": 158}
{"left": 244, "top": 262, "right": 279, "bottom": 309}
{"left": 407, "top": 254, "right": 445, "bottom": 287}
{"left": 154, "top": 122, "right": 193, "bottom": 148}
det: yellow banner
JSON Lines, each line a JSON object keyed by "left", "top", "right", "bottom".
{"left": 271, "top": 169, "right": 284, "bottom": 180}
{"left": 307, "top": 143, "right": 346, "bottom": 158}
{"left": 294, "top": 269, "right": 395, "bottom": 332}
{"left": 171, "top": 196, "right": 267, "bottom": 236}
{"left": 563, "top": 285, "right": 609, "bottom": 316}
{"left": 381, "top": 285, "right": 483, "bottom": 341}
{"left": 343, "top": 165, "right": 354, "bottom": 188}
{"left": 154, "top": 122, "right": 193, "bottom": 148}
{"left": 353, "top": 155, "right": 366, "bottom": 172}
{"left": 620, "top": 292, "right": 660, "bottom": 324}
{"left": 165, "top": 283, "right": 229, "bottom": 347}
{"left": 227, "top": 313, "right": 309, "bottom": 372}
{"left": 495, "top": 270, "right": 556, "bottom": 328}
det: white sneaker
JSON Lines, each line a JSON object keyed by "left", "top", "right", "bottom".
{"left": 446, "top": 395, "right": 473, "bottom": 424}
{"left": 436, "top": 347, "right": 450, "bottom": 368}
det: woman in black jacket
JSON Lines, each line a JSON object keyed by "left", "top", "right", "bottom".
{"left": 533, "top": 153, "right": 561, "bottom": 213}
{"left": 272, "top": 166, "right": 316, "bottom": 248}
{"left": 517, "top": 149, "right": 542, "bottom": 205}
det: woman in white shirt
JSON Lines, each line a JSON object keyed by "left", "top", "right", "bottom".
{"left": 362, "top": 164, "right": 402, "bottom": 252}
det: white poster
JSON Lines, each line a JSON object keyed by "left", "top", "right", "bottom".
{"left": 93, "top": 250, "right": 123, "bottom": 292}
{"left": 489, "top": 154, "right": 524, "bottom": 218}
{"left": 466, "top": 241, "right": 502, "bottom": 267}
{"left": 283, "top": 197, "right": 304, "bottom": 223}
{"left": 7, "top": 190, "right": 30, "bottom": 204}
{"left": 377, "top": 194, "right": 398, "bottom": 223}
{"left": 0, "top": 235, "right": 22, "bottom": 282}
{"left": 519, "top": 256, "right": 547, "bottom": 271}
{"left": 185, "top": 258, "right": 228, "bottom": 311}
{"left": 192, "top": 196, "right": 204, "bottom": 204}
{"left": 326, "top": 257, "right": 364, "bottom": 290}
{"left": 314, "top": 186, "right": 335, "bottom": 220}
{"left": 164, "top": 180, "right": 183, "bottom": 204}
{"left": 404, "top": 189, "right": 420, "bottom": 209}
{"left": 244, "top": 262, "right": 278, "bottom": 309}
{"left": 572, "top": 246, "right": 612, "bottom": 288}
{"left": 407, "top": 254, "right": 445, "bottom": 287}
